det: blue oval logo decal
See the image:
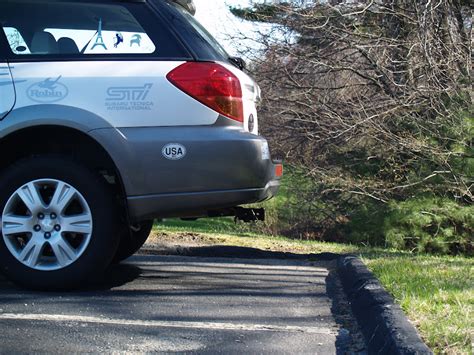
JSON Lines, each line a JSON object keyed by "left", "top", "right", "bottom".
{"left": 162, "top": 143, "right": 187, "bottom": 160}
{"left": 27, "top": 76, "right": 69, "bottom": 103}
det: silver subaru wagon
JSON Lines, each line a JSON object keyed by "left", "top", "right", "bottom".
{"left": 0, "top": 0, "right": 281, "bottom": 289}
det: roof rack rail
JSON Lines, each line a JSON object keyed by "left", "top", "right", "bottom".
{"left": 171, "top": 0, "right": 196, "bottom": 16}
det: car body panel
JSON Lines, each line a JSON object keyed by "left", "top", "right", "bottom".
{"left": 0, "top": 63, "right": 15, "bottom": 119}
{"left": 222, "top": 62, "right": 260, "bottom": 134}
{"left": 5, "top": 61, "right": 219, "bottom": 128}
{"left": 0, "top": 104, "right": 112, "bottom": 138}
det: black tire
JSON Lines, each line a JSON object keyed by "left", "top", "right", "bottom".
{"left": 113, "top": 220, "right": 153, "bottom": 263}
{"left": 0, "top": 156, "right": 121, "bottom": 290}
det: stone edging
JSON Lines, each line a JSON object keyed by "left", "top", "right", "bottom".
{"left": 337, "top": 255, "right": 432, "bottom": 354}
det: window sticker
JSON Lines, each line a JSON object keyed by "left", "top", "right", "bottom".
{"left": 130, "top": 34, "right": 142, "bottom": 47}
{"left": 114, "top": 32, "right": 124, "bottom": 48}
{"left": 46, "top": 29, "right": 156, "bottom": 54}
{"left": 91, "top": 18, "right": 107, "bottom": 51}
{"left": 3, "top": 27, "right": 30, "bottom": 54}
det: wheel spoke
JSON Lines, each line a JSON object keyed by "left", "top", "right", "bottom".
{"left": 50, "top": 237, "right": 77, "bottom": 267}
{"left": 18, "top": 238, "right": 44, "bottom": 268}
{"left": 50, "top": 181, "right": 76, "bottom": 214}
{"left": 1, "top": 215, "right": 32, "bottom": 235}
{"left": 62, "top": 214, "right": 92, "bottom": 235}
{"left": 16, "top": 182, "right": 45, "bottom": 213}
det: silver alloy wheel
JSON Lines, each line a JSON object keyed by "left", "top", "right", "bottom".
{"left": 1, "top": 179, "right": 93, "bottom": 271}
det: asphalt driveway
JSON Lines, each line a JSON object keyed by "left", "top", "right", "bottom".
{"left": 0, "top": 250, "right": 365, "bottom": 353}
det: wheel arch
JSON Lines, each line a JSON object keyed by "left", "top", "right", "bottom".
{"left": 0, "top": 124, "right": 129, "bottom": 217}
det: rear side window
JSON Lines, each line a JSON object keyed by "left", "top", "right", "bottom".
{"left": 0, "top": 1, "right": 190, "bottom": 59}
{"left": 151, "top": 0, "right": 230, "bottom": 62}
{"left": 170, "top": 3, "right": 229, "bottom": 59}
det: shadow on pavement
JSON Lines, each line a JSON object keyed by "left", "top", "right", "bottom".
{"left": 0, "top": 245, "right": 341, "bottom": 292}
{"left": 141, "top": 244, "right": 340, "bottom": 261}
{"left": 0, "top": 263, "right": 143, "bottom": 293}
{"left": 326, "top": 268, "right": 367, "bottom": 354}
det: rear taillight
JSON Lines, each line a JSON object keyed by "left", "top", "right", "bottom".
{"left": 167, "top": 62, "right": 244, "bottom": 123}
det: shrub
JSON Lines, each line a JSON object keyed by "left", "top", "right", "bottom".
{"left": 384, "top": 198, "right": 473, "bottom": 256}
{"left": 257, "top": 167, "right": 473, "bottom": 256}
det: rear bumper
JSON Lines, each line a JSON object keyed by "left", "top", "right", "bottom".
{"left": 89, "top": 118, "right": 281, "bottom": 221}
{"left": 127, "top": 179, "right": 280, "bottom": 221}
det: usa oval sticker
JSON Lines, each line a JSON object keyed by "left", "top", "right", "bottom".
{"left": 162, "top": 143, "right": 187, "bottom": 160}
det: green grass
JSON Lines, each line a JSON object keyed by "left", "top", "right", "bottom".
{"left": 152, "top": 219, "right": 474, "bottom": 354}
{"left": 155, "top": 217, "right": 241, "bottom": 235}
{"left": 153, "top": 217, "right": 356, "bottom": 254}
{"left": 363, "top": 254, "right": 473, "bottom": 354}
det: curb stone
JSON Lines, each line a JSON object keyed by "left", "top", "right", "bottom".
{"left": 337, "top": 255, "right": 432, "bottom": 354}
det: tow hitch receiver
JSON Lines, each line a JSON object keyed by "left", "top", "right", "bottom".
{"left": 234, "top": 207, "right": 265, "bottom": 222}
{"left": 207, "top": 207, "right": 265, "bottom": 222}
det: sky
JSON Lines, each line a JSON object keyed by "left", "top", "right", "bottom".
{"left": 193, "top": 0, "right": 273, "bottom": 58}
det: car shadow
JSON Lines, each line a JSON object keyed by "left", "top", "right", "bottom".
{"left": 0, "top": 245, "right": 340, "bottom": 293}
{"left": 140, "top": 244, "right": 341, "bottom": 261}
{"left": 0, "top": 262, "right": 143, "bottom": 293}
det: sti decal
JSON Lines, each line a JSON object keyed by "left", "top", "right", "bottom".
{"left": 162, "top": 143, "right": 186, "bottom": 160}
{"left": 27, "top": 76, "right": 69, "bottom": 103}
{"left": 105, "top": 83, "right": 154, "bottom": 111}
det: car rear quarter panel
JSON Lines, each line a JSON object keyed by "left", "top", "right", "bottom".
{"left": 0, "top": 64, "right": 15, "bottom": 119}
{"left": 5, "top": 61, "right": 219, "bottom": 128}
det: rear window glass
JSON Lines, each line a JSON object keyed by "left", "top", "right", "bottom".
{"left": 0, "top": 1, "right": 188, "bottom": 58}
